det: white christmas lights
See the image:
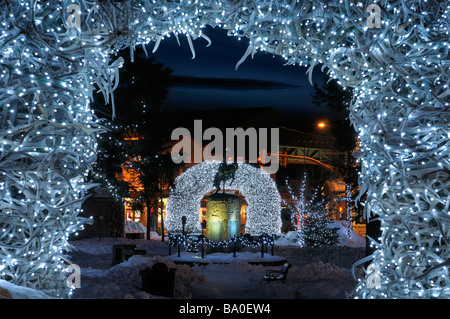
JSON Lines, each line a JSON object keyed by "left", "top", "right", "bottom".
{"left": 0, "top": 0, "right": 447, "bottom": 299}
{"left": 283, "top": 172, "right": 308, "bottom": 247}
{"left": 166, "top": 161, "right": 282, "bottom": 235}
{"left": 346, "top": 184, "right": 353, "bottom": 237}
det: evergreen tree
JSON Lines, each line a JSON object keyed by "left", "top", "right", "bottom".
{"left": 312, "top": 74, "right": 362, "bottom": 227}
{"left": 89, "top": 47, "right": 182, "bottom": 241}
{"left": 302, "top": 189, "right": 339, "bottom": 247}
{"left": 312, "top": 74, "right": 359, "bottom": 186}
{"left": 88, "top": 120, "right": 132, "bottom": 203}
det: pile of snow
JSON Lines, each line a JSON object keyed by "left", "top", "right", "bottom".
{"left": 70, "top": 237, "right": 127, "bottom": 254}
{"left": 274, "top": 231, "right": 300, "bottom": 246}
{"left": 69, "top": 236, "right": 167, "bottom": 256}
{"left": 110, "top": 255, "right": 204, "bottom": 297}
{"left": 124, "top": 221, "right": 161, "bottom": 240}
{"left": 124, "top": 220, "right": 146, "bottom": 234}
{"left": 330, "top": 220, "right": 366, "bottom": 247}
{"left": 0, "top": 280, "right": 53, "bottom": 299}
{"left": 66, "top": 236, "right": 367, "bottom": 299}
{"left": 73, "top": 255, "right": 204, "bottom": 299}
{"left": 295, "top": 261, "right": 353, "bottom": 281}
{"left": 67, "top": 231, "right": 366, "bottom": 299}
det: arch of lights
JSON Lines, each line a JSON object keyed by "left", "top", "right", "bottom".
{"left": 165, "top": 160, "right": 282, "bottom": 235}
{"left": 0, "top": 0, "right": 448, "bottom": 298}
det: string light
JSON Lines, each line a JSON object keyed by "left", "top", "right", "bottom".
{"left": 0, "top": 0, "right": 447, "bottom": 299}
{"left": 302, "top": 187, "right": 340, "bottom": 247}
{"left": 166, "top": 160, "right": 282, "bottom": 235}
{"left": 283, "top": 172, "right": 308, "bottom": 247}
{"left": 345, "top": 184, "right": 353, "bottom": 237}
{"left": 168, "top": 233, "right": 275, "bottom": 252}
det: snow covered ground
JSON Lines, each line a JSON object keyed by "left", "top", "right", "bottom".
{"left": 0, "top": 279, "right": 54, "bottom": 299}
{"left": 331, "top": 220, "right": 367, "bottom": 247}
{"left": 65, "top": 223, "right": 366, "bottom": 299}
{"left": 0, "top": 222, "right": 367, "bottom": 299}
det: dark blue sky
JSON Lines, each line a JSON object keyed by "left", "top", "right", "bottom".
{"left": 145, "top": 26, "right": 331, "bottom": 132}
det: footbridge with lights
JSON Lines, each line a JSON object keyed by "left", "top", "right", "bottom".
{"left": 276, "top": 128, "right": 346, "bottom": 175}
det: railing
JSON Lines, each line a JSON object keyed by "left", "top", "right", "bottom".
{"left": 168, "top": 233, "right": 276, "bottom": 258}
{"left": 352, "top": 223, "right": 366, "bottom": 237}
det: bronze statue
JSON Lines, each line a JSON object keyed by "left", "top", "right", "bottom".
{"left": 213, "top": 162, "right": 238, "bottom": 194}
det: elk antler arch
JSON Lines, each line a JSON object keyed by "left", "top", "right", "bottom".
{"left": 166, "top": 160, "right": 282, "bottom": 235}
{"left": 0, "top": 1, "right": 448, "bottom": 299}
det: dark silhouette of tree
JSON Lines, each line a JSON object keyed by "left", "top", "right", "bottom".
{"left": 312, "top": 76, "right": 358, "bottom": 189}
{"left": 90, "top": 47, "right": 182, "bottom": 241}
{"left": 312, "top": 75, "right": 362, "bottom": 220}
{"left": 312, "top": 75, "right": 378, "bottom": 260}
{"left": 312, "top": 75, "right": 356, "bottom": 154}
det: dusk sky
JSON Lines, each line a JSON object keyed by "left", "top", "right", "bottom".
{"left": 145, "top": 26, "right": 332, "bottom": 132}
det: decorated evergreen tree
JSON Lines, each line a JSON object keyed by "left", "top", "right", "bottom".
{"left": 283, "top": 172, "right": 308, "bottom": 247}
{"left": 303, "top": 189, "right": 339, "bottom": 247}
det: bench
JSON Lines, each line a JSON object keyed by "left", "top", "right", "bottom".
{"left": 263, "top": 263, "right": 292, "bottom": 283}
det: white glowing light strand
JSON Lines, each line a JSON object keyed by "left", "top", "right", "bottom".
{"left": 346, "top": 184, "right": 352, "bottom": 237}
{"left": 302, "top": 187, "right": 340, "bottom": 247}
{"left": 0, "top": 0, "right": 448, "bottom": 299}
{"left": 283, "top": 172, "right": 308, "bottom": 247}
{"left": 166, "top": 161, "right": 282, "bottom": 235}
{"left": 0, "top": 1, "right": 128, "bottom": 298}
{"left": 140, "top": 0, "right": 450, "bottom": 299}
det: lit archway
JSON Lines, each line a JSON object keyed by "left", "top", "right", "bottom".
{"left": 166, "top": 161, "right": 281, "bottom": 235}
{"left": 0, "top": 1, "right": 448, "bottom": 298}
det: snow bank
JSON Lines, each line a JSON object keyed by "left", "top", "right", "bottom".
{"left": 0, "top": 280, "right": 53, "bottom": 299}
{"left": 295, "top": 261, "right": 352, "bottom": 281}
{"left": 274, "top": 231, "right": 300, "bottom": 246}
{"left": 330, "top": 220, "right": 366, "bottom": 247}
{"left": 68, "top": 233, "right": 367, "bottom": 299}
{"left": 70, "top": 243, "right": 363, "bottom": 299}
{"left": 124, "top": 220, "right": 146, "bottom": 234}
{"left": 70, "top": 237, "right": 123, "bottom": 254}
{"left": 124, "top": 221, "right": 161, "bottom": 240}
{"left": 73, "top": 255, "right": 204, "bottom": 299}
{"left": 275, "top": 221, "right": 365, "bottom": 248}
{"left": 70, "top": 236, "right": 168, "bottom": 256}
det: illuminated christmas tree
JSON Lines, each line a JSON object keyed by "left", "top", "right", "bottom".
{"left": 302, "top": 189, "right": 339, "bottom": 247}
{"left": 283, "top": 172, "right": 308, "bottom": 247}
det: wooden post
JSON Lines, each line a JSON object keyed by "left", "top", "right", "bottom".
{"left": 169, "top": 238, "right": 171, "bottom": 256}
{"left": 261, "top": 237, "right": 264, "bottom": 258}
{"left": 201, "top": 236, "right": 205, "bottom": 259}
{"left": 182, "top": 216, "right": 186, "bottom": 237}
{"left": 160, "top": 175, "right": 165, "bottom": 243}
{"left": 271, "top": 238, "right": 274, "bottom": 256}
